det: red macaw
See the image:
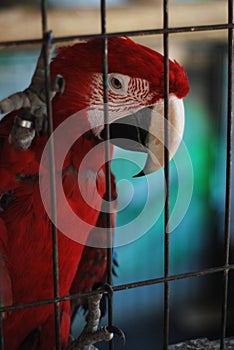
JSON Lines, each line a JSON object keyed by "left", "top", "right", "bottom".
{"left": 0, "top": 37, "right": 189, "bottom": 349}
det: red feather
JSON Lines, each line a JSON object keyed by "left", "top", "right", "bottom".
{"left": 0, "top": 37, "right": 189, "bottom": 349}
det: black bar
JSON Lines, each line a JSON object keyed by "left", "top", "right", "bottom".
{"left": 40, "top": 0, "right": 47, "bottom": 34}
{"left": 163, "top": 1, "right": 170, "bottom": 349}
{"left": 113, "top": 265, "right": 234, "bottom": 293}
{"left": 40, "top": 1, "right": 61, "bottom": 349}
{"left": 1, "top": 264, "right": 233, "bottom": 315}
{"left": 220, "top": 0, "right": 233, "bottom": 349}
{"left": 100, "top": 1, "right": 114, "bottom": 350}
{"left": 0, "top": 2, "right": 233, "bottom": 348}
{"left": 0, "top": 264, "right": 234, "bottom": 315}
{"left": 0, "top": 306, "right": 4, "bottom": 350}
{"left": 0, "top": 23, "right": 233, "bottom": 48}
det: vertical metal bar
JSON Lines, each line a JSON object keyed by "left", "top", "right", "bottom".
{"left": 100, "top": 1, "right": 114, "bottom": 350}
{"left": 40, "top": 1, "right": 61, "bottom": 349}
{"left": 0, "top": 301, "right": 4, "bottom": 350}
{"left": 220, "top": 0, "right": 233, "bottom": 349}
{"left": 163, "top": 0, "right": 170, "bottom": 349}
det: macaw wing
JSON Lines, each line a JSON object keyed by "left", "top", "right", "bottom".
{"left": 70, "top": 172, "right": 117, "bottom": 319}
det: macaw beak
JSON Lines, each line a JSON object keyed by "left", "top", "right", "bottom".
{"left": 108, "top": 95, "right": 185, "bottom": 176}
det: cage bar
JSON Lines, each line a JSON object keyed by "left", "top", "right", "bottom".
{"left": 1, "top": 264, "right": 234, "bottom": 316}
{"left": 1, "top": 23, "right": 233, "bottom": 49}
{"left": 40, "top": 1, "right": 61, "bottom": 349}
{"left": 100, "top": 1, "right": 114, "bottom": 349}
{"left": 163, "top": 0, "right": 170, "bottom": 349}
{"left": 0, "top": 0, "right": 233, "bottom": 349}
{"left": 220, "top": 0, "right": 233, "bottom": 349}
{"left": 0, "top": 288, "right": 4, "bottom": 348}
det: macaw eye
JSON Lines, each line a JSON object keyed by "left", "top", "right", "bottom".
{"left": 108, "top": 73, "right": 130, "bottom": 94}
{"left": 110, "top": 77, "right": 122, "bottom": 90}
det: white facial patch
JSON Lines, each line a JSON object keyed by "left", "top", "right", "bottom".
{"left": 88, "top": 72, "right": 154, "bottom": 137}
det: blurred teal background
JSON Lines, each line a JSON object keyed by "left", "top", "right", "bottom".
{"left": 111, "top": 41, "right": 234, "bottom": 348}
{"left": 0, "top": 5, "right": 233, "bottom": 348}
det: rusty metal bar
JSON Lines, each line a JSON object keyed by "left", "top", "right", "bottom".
{"left": 0, "top": 23, "right": 233, "bottom": 48}
{"left": 40, "top": 1, "right": 61, "bottom": 349}
{"left": 100, "top": 0, "right": 114, "bottom": 349}
{"left": 163, "top": 0, "right": 170, "bottom": 349}
{"left": 0, "top": 264, "right": 234, "bottom": 315}
{"left": 0, "top": 285, "right": 4, "bottom": 347}
{"left": 0, "top": 1, "right": 233, "bottom": 349}
{"left": 220, "top": 0, "right": 233, "bottom": 349}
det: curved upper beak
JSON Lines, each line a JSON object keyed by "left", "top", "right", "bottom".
{"left": 139, "top": 95, "right": 185, "bottom": 175}
{"left": 107, "top": 94, "right": 185, "bottom": 176}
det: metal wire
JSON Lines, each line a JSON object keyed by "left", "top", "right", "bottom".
{"left": 220, "top": 1, "right": 233, "bottom": 349}
{"left": 1, "top": 23, "right": 234, "bottom": 49}
{"left": 1, "top": 263, "right": 234, "bottom": 316}
{"left": 0, "top": 279, "right": 4, "bottom": 347}
{"left": 100, "top": 1, "right": 114, "bottom": 349}
{"left": 0, "top": 1, "right": 233, "bottom": 349}
{"left": 40, "top": 1, "right": 61, "bottom": 349}
{"left": 163, "top": 1, "right": 170, "bottom": 349}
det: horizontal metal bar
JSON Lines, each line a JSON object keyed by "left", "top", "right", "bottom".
{"left": 114, "top": 264, "right": 234, "bottom": 292}
{"left": 0, "top": 22, "right": 233, "bottom": 48}
{"left": 1, "top": 264, "right": 233, "bottom": 314}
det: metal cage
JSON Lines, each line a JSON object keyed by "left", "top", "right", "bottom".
{"left": 0, "top": 1, "right": 233, "bottom": 349}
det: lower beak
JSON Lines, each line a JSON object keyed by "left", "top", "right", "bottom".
{"left": 108, "top": 95, "right": 185, "bottom": 176}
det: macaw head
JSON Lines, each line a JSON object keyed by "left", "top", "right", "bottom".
{"left": 51, "top": 37, "right": 189, "bottom": 175}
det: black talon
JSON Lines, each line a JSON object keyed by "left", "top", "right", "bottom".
{"left": 103, "top": 283, "right": 114, "bottom": 297}
{"left": 55, "top": 75, "right": 65, "bottom": 97}
{"left": 38, "top": 116, "right": 48, "bottom": 136}
{"left": 68, "top": 283, "right": 125, "bottom": 349}
{"left": 93, "top": 282, "right": 113, "bottom": 297}
{"left": 106, "top": 326, "right": 126, "bottom": 346}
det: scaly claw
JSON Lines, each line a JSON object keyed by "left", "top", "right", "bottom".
{"left": 106, "top": 326, "right": 126, "bottom": 346}
{"left": 0, "top": 30, "right": 65, "bottom": 149}
{"left": 67, "top": 286, "right": 125, "bottom": 350}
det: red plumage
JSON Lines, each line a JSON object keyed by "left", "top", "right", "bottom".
{"left": 0, "top": 37, "right": 189, "bottom": 349}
